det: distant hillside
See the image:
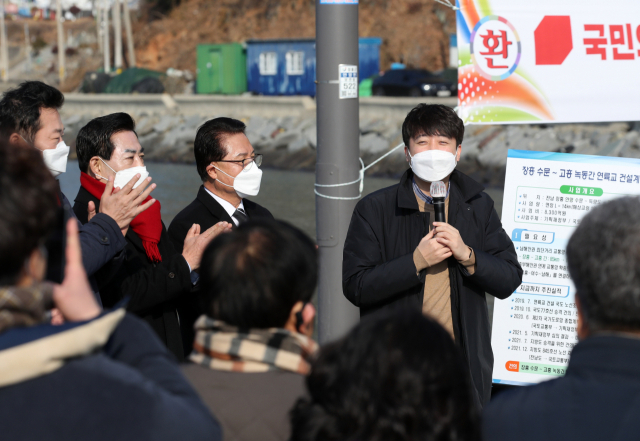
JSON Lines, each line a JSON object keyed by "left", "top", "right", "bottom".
{"left": 134, "top": 0, "right": 456, "bottom": 73}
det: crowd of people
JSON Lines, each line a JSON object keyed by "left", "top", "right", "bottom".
{"left": 0, "top": 81, "right": 639, "bottom": 441}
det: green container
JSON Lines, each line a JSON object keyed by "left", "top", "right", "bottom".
{"left": 196, "top": 43, "right": 247, "bottom": 95}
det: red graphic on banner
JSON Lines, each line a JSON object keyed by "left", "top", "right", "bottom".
{"left": 535, "top": 16, "right": 573, "bottom": 65}
{"left": 479, "top": 30, "right": 512, "bottom": 68}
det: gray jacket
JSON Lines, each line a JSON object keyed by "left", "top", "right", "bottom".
{"left": 182, "top": 364, "right": 306, "bottom": 441}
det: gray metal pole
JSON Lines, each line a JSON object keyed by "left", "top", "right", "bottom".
{"left": 122, "top": 0, "right": 136, "bottom": 67}
{"left": 315, "top": 0, "right": 360, "bottom": 344}
{"left": 0, "top": 0, "right": 8, "bottom": 82}
{"left": 113, "top": 0, "right": 122, "bottom": 70}
{"left": 24, "top": 23, "right": 31, "bottom": 73}
{"left": 103, "top": 0, "right": 110, "bottom": 73}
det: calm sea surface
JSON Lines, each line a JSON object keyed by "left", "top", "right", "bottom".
{"left": 59, "top": 161, "right": 504, "bottom": 321}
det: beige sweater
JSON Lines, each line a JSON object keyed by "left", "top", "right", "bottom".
{"left": 412, "top": 195, "right": 476, "bottom": 339}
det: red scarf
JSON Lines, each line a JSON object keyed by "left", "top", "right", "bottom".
{"left": 80, "top": 172, "right": 163, "bottom": 263}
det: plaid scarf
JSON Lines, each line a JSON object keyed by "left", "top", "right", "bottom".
{"left": 0, "top": 283, "right": 54, "bottom": 333}
{"left": 189, "top": 316, "right": 318, "bottom": 375}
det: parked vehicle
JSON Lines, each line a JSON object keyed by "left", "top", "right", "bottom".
{"left": 371, "top": 68, "right": 457, "bottom": 97}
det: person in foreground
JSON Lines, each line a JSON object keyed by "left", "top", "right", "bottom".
{"left": 290, "top": 309, "right": 480, "bottom": 441}
{"left": 0, "top": 143, "right": 221, "bottom": 441}
{"left": 73, "top": 113, "right": 231, "bottom": 360}
{"left": 483, "top": 196, "right": 640, "bottom": 441}
{"left": 342, "top": 104, "right": 522, "bottom": 407}
{"left": 182, "top": 219, "right": 317, "bottom": 441}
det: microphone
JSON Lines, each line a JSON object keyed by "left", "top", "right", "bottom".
{"left": 430, "top": 180, "right": 447, "bottom": 223}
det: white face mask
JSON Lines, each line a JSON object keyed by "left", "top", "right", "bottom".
{"left": 42, "top": 140, "right": 70, "bottom": 177}
{"left": 97, "top": 158, "right": 150, "bottom": 189}
{"left": 407, "top": 147, "right": 459, "bottom": 182}
{"left": 213, "top": 163, "right": 263, "bottom": 198}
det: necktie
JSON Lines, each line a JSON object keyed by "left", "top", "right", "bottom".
{"left": 233, "top": 208, "right": 249, "bottom": 225}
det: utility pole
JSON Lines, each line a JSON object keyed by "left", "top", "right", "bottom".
{"left": 24, "top": 23, "right": 31, "bottom": 73}
{"left": 102, "top": 0, "right": 110, "bottom": 73}
{"left": 0, "top": 0, "right": 8, "bottom": 82}
{"left": 56, "top": 0, "right": 65, "bottom": 82}
{"left": 122, "top": 0, "right": 135, "bottom": 67}
{"left": 112, "top": 0, "right": 122, "bottom": 71}
{"left": 315, "top": 0, "right": 360, "bottom": 344}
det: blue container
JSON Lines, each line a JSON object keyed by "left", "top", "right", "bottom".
{"left": 246, "top": 37, "right": 382, "bottom": 96}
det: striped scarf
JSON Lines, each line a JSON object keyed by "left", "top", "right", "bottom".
{"left": 189, "top": 316, "right": 318, "bottom": 375}
{"left": 0, "top": 283, "right": 54, "bottom": 333}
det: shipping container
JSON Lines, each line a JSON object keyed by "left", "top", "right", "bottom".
{"left": 246, "top": 37, "right": 381, "bottom": 96}
{"left": 196, "top": 43, "right": 247, "bottom": 95}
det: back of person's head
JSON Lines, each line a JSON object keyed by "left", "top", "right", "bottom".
{"left": 567, "top": 196, "right": 640, "bottom": 333}
{"left": 0, "top": 141, "right": 58, "bottom": 285}
{"left": 402, "top": 103, "right": 465, "bottom": 147}
{"left": 200, "top": 219, "right": 317, "bottom": 329}
{"left": 194, "top": 117, "right": 246, "bottom": 181}
{"left": 290, "top": 309, "right": 479, "bottom": 441}
{"left": 0, "top": 81, "right": 64, "bottom": 143}
{"left": 75, "top": 112, "right": 137, "bottom": 173}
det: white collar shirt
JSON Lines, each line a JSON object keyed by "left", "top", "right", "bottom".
{"left": 204, "top": 187, "right": 245, "bottom": 226}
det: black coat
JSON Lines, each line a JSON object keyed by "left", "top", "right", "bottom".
{"left": 343, "top": 169, "right": 522, "bottom": 406}
{"left": 168, "top": 185, "right": 274, "bottom": 253}
{"left": 0, "top": 312, "right": 221, "bottom": 441}
{"left": 74, "top": 187, "right": 193, "bottom": 361}
{"left": 483, "top": 335, "right": 640, "bottom": 441}
{"left": 167, "top": 185, "right": 274, "bottom": 353}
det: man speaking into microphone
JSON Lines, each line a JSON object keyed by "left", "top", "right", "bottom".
{"left": 343, "top": 104, "right": 522, "bottom": 407}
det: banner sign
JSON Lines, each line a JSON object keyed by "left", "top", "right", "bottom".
{"left": 492, "top": 149, "right": 640, "bottom": 385}
{"left": 456, "top": 0, "right": 640, "bottom": 124}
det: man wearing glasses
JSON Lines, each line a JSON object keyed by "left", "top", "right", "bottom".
{"left": 169, "top": 117, "right": 273, "bottom": 352}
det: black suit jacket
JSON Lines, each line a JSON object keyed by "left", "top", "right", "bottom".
{"left": 167, "top": 186, "right": 274, "bottom": 353}
{"left": 484, "top": 335, "right": 640, "bottom": 441}
{"left": 74, "top": 186, "right": 193, "bottom": 361}
{"left": 168, "top": 185, "right": 274, "bottom": 253}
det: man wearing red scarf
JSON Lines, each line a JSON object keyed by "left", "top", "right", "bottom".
{"left": 72, "top": 113, "right": 231, "bottom": 360}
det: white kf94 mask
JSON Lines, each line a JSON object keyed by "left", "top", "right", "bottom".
{"left": 213, "top": 163, "right": 263, "bottom": 199}
{"left": 42, "top": 140, "right": 70, "bottom": 177}
{"left": 97, "top": 158, "right": 150, "bottom": 189}
{"left": 407, "top": 147, "right": 459, "bottom": 182}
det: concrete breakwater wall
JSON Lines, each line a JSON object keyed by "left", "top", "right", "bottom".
{"left": 61, "top": 94, "right": 640, "bottom": 187}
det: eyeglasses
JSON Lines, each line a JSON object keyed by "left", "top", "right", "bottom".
{"left": 215, "top": 154, "right": 263, "bottom": 170}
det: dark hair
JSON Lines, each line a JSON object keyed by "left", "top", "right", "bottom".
{"left": 194, "top": 117, "right": 246, "bottom": 181}
{"left": 75, "top": 112, "right": 137, "bottom": 173}
{"left": 200, "top": 219, "right": 317, "bottom": 328}
{"left": 567, "top": 196, "right": 640, "bottom": 332}
{"left": 0, "top": 142, "right": 59, "bottom": 285}
{"left": 402, "top": 104, "right": 464, "bottom": 147}
{"left": 0, "top": 81, "right": 64, "bottom": 143}
{"left": 290, "top": 309, "right": 479, "bottom": 441}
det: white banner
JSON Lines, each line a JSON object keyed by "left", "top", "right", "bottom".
{"left": 493, "top": 149, "right": 640, "bottom": 385}
{"left": 456, "top": 0, "right": 640, "bottom": 124}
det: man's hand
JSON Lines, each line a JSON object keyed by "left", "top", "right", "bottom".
{"left": 433, "top": 222, "right": 469, "bottom": 261}
{"left": 52, "top": 219, "right": 101, "bottom": 323}
{"left": 98, "top": 175, "right": 156, "bottom": 236}
{"left": 182, "top": 222, "right": 233, "bottom": 271}
{"left": 417, "top": 228, "right": 452, "bottom": 266}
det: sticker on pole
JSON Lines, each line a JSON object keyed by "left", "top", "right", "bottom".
{"left": 339, "top": 64, "right": 358, "bottom": 99}
{"left": 320, "top": 0, "right": 358, "bottom": 3}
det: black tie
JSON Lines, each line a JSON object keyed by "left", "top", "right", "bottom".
{"left": 233, "top": 208, "right": 249, "bottom": 225}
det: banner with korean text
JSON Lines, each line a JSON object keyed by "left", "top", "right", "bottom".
{"left": 456, "top": 0, "right": 640, "bottom": 124}
{"left": 492, "top": 149, "right": 640, "bottom": 385}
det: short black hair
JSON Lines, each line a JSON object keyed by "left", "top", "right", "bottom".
{"left": 0, "top": 141, "right": 59, "bottom": 285}
{"left": 0, "top": 81, "right": 64, "bottom": 143}
{"left": 402, "top": 104, "right": 464, "bottom": 147}
{"left": 567, "top": 197, "right": 640, "bottom": 332}
{"left": 76, "top": 112, "right": 137, "bottom": 173}
{"left": 290, "top": 309, "right": 479, "bottom": 441}
{"left": 200, "top": 219, "right": 318, "bottom": 329}
{"left": 194, "top": 117, "right": 246, "bottom": 181}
